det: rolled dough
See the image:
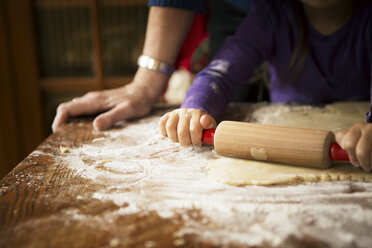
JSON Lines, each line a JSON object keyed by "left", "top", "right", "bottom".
{"left": 208, "top": 157, "right": 372, "bottom": 186}
{"left": 207, "top": 102, "right": 372, "bottom": 186}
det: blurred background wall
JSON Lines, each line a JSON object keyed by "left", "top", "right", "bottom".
{"left": 0, "top": 0, "right": 148, "bottom": 178}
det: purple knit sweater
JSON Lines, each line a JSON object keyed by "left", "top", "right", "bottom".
{"left": 181, "top": 0, "right": 372, "bottom": 122}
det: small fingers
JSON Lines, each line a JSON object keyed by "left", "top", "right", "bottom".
{"left": 200, "top": 114, "right": 217, "bottom": 129}
{"left": 160, "top": 109, "right": 207, "bottom": 147}
{"left": 160, "top": 109, "right": 213, "bottom": 147}
{"left": 166, "top": 111, "right": 180, "bottom": 143}
{"left": 190, "top": 111, "right": 204, "bottom": 147}
{"left": 342, "top": 127, "right": 361, "bottom": 168}
{"left": 158, "top": 113, "right": 170, "bottom": 137}
{"left": 335, "top": 131, "right": 347, "bottom": 146}
{"left": 341, "top": 125, "right": 361, "bottom": 167}
{"left": 355, "top": 126, "right": 372, "bottom": 172}
{"left": 177, "top": 109, "right": 192, "bottom": 147}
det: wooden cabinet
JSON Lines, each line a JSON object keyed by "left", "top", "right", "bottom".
{"left": 0, "top": 0, "right": 148, "bottom": 178}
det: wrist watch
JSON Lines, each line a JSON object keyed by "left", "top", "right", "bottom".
{"left": 137, "top": 55, "right": 175, "bottom": 75}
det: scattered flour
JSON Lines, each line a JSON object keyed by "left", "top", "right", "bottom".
{"left": 52, "top": 106, "right": 372, "bottom": 248}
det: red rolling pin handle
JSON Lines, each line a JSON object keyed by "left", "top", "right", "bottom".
{"left": 202, "top": 129, "right": 350, "bottom": 162}
{"left": 329, "top": 142, "right": 349, "bottom": 161}
{"left": 202, "top": 129, "right": 215, "bottom": 145}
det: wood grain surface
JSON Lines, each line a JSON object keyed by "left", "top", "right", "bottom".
{"left": 1, "top": 104, "right": 372, "bottom": 248}
{"left": 0, "top": 117, "right": 185, "bottom": 248}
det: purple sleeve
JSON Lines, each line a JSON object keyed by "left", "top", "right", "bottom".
{"left": 181, "top": 1, "right": 274, "bottom": 121}
{"left": 366, "top": 108, "right": 372, "bottom": 123}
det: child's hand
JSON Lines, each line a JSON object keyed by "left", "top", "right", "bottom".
{"left": 335, "top": 122, "right": 372, "bottom": 172}
{"left": 158, "top": 108, "right": 217, "bottom": 147}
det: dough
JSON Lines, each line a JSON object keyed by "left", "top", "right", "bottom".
{"left": 208, "top": 157, "right": 372, "bottom": 186}
{"left": 208, "top": 102, "right": 372, "bottom": 186}
{"left": 252, "top": 102, "right": 370, "bottom": 132}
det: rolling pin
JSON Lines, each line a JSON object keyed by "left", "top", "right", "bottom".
{"left": 202, "top": 121, "right": 349, "bottom": 169}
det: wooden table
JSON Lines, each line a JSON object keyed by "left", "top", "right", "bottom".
{"left": 1, "top": 105, "right": 372, "bottom": 248}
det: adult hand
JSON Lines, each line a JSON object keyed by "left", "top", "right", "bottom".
{"left": 158, "top": 108, "right": 216, "bottom": 147}
{"left": 52, "top": 80, "right": 159, "bottom": 132}
{"left": 52, "top": 5, "right": 196, "bottom": 132}
{"left": 335, "top": 122, "right": 372, "bottom": 172}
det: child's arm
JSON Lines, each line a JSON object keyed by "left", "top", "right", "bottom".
{"left": 158, "top": 2, "right": 277, "bottom": 146}
{"left": 158, "top": 108, "right": 216, "bottom": 147}
{"left": 335, "top": 123, "right": 372, "bottom": 172}
{"left": 181, "top": 1, "right": 274, "bottom": 121}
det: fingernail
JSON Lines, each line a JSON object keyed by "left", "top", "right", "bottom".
{"left": 93, "top": 119, "right": 106, "bottom": 131}
{"left": 208, "top": 120, "right": 215, "bottom": 129}
{"left": 351, "top": 160, "right": 360, "bottom": 167}
{"left": 204, "top": 118, "right": 210, "bottom": 128}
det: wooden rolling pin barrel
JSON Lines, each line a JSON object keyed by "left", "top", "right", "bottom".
{"left": 202, "top": 121, "right": 350, "bottom": 169}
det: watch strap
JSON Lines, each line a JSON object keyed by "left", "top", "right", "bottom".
{"left": 137, "top": 55, "right": 175, "bottom": 75}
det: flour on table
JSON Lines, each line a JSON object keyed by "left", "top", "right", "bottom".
{"left": 207, "top": 101, "right": 371, "bottom": 186}
{"left": 55, "top": 104, "right": 372, "bottom": 247}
